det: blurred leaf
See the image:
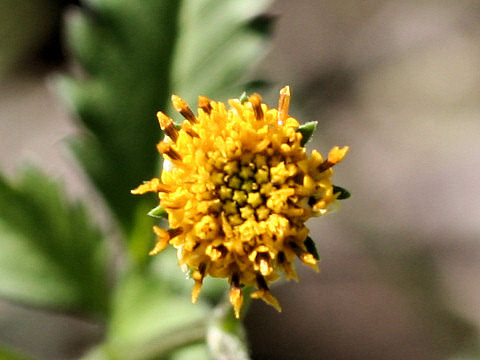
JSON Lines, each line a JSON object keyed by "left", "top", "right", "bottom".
{"left": 0, "top": 0, "right": 58, "bottom": 78}
{"left": 297, "top": 121, "right": 317, "bottom": 146}
{"left": 103, "top": 270, "right": 210, "bottom": 360}
{"left": 0, "top": 168, "right": 108, "bottom": 316}
{"left": 151, "top": 248, "right": 226, "bottom": 305}
{"left": 170, "top": 344, "right": 212, "bottom": 360}
{"left": 170, "top": 0, "right": 274, "bottom": 104}
{"left": 207, "top": 305, "right": 250, "bottom": 360}
{"left": 58, "top": 0, "right": 182, "bottom": 233}
{"left": 0, "top": 345, "right": 33, "bottom": 360}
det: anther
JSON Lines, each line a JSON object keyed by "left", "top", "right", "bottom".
{"left": 157, "top": 111, "right": 178, "bottom": 142}
{"left": 278, "top": 86, "right": 291, "bottom": 123}
{"left": 150, "top": 226, "right": 170, "bottom": 255}
{"left": 256, "top": 273, "right": 269, "bottom": 290}
{"left": 157, "top": 142, "right": 182, "bottom": 161}
{"left": 289, "top": 240, "right": 319, "bottom": 271}
{"left": 249, "top": 93, "right": 264, "bottom": 121}
{"left": 191, "top": 262, "right": 207, "bottom": 303}
{"left": 198, "top": 95, "right": 212, "bottom": 115}
{"left": 182, "top": 121, "right": 199, "bottom": 138}
{"left": 172, "top": 95, "right": 198, "bottom": 123}
{"left": 229, "top": 273, "right": 243, "bottom": 318}
{"left": 317, "top": 146, "right": 349, "bottom": 173}
{"left": 167, "top": 227, "right": 183, "bottom": 239}
{"left": 131, "top": 178, "right": 173, "bottom": 194}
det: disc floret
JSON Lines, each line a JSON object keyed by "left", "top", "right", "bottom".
{"left": 132, "top": 86, "right": 349, "bottom": 318}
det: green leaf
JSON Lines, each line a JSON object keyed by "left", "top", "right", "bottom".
{"left": 170, "top": 0, "right": 274, "bottom": 104}
{"left": 104, "top": 270, "right": 210, "bottom": 360}
{"left": 304, "top": 236, "right": 320, "bottom": 260}
{"left": 148, "top": 205, "right": 168, "bottom": 219}
{"left": 297, "top": 121, "right": 318, "bottom": 146}
{"left": 333, "top": 185, "right": 351, "bottom": 200}
{"left": 0, "top": 345, "right": 34, "bottom": 360}
{"left": 59, "top": 0, "right": 182, "bottom": 232}
{"left": 0, "top": 168, "right": 108, "bottom": 316}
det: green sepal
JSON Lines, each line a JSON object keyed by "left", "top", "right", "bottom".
{"left": 333, "top": 185, "right": 351, "bottom": 200}
{"left": 148, "top": 205, "right": 168, "bottom": 219}
{"left": 304, "top": 236, "right": 320, "bottom": 260}
{"left": 298, "top": 121, "right": 318, "bottom": 146}
{"left": 239, "top": 92, "right": 248, "bottom": 104}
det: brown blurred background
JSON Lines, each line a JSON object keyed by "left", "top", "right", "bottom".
{"left": 1, "top": 1, "right": 479, "bottom": 359}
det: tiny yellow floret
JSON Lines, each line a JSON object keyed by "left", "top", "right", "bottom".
{"left": 132, "top": 86, "right": 349, "bottom": 317}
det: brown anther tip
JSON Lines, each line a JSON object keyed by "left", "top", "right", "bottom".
{"left": 198, "top": 95, "right": 212, "bottom": 115}
{"left": 249, "top": 93, "right": 264, "bottom": 121}
{"left": 171, "top": 95, "right": 197, "bottom": 123}
{"left": 157, "top": 111, "right": 178, "bottom": 142}
{"left": 157, "top": 142, "right": 182, "bottom": 161}
{"left": 167, "top": 227, "right": 183, "bottom": 239}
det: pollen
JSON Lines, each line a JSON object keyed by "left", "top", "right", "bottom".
{"left": 132, "top": 86, "right": 349, "bottom": 318}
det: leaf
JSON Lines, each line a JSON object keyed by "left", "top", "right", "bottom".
{"left": 151, "top": 247, "right": 227, "bottom": 304}
{"left": 297, "top": 121, "right": 318, "bottom": 146}
{"left": 170, "top": 344, "right": 212, "bottom": 360}
{"left": 333, "top": 185, "right": 351, "bottom": 200}
{"left": 207, "top": 305, "right": 250, "bottom": 360}
{"left": 0, "top": 168, "right": 108, "bottom": 316}
{"left": 58, "top": 0, "right": 182, "bottom": 232}
{"left": 170, "top": 0, "right": 274, "bottom": 104}
{"left": 104, "top": 270, "right": 210, "bottom": 360}
{"left": 0, "top": 345, "right": 34, "bottom": 360}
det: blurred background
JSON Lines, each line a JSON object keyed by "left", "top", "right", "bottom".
{"left": 1, "top": 0, "right": 479, "bottom": 359}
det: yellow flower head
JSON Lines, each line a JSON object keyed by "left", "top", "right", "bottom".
{"left": 132, "top": 86, "right": 349, "bottom": 318}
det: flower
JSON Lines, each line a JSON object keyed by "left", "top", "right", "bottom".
{"left": 132, "top": 86, "right": 349, "bottom": 318}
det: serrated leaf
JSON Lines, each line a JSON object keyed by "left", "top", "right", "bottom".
{"left": 59, "top": 0, "right": 182, "bottom": 232}
{"left": 333, "top": 185, "right": 351, "bottom": 200}
{"left": 170, "top": 0, "right": 273, "bottom": 104}
{"left": 297, "top": 121, "right": 318, "bottom": 146}
{"left": 0, "top": 168, "right": 108, "bottom": 316}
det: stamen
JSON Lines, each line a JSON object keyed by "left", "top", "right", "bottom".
{"left": 157, "top": 111, "right": 178, "bottom": 142}
{"left": 172, "top": 95, "right": 198, "bottom": 123}
{"left": 289, "top": 241, "right": 319, "bottom": 271}
{"left": 157, "top": 142, "right": 182, "bottom": 161}
{"left": 182, "top": 121, "right": 199, "bottom": 138}
{"left": 278, "top": 86, "right": 291, "bottom": 123}
{"left": 150, "top": 226, "right": 170, "bottom": 255}
{"left": 167, "top": 227, "right": 183, "bottom": 239}
{"left": 131, "top": 178, "right": 173, "bottom": 194}
{"left": 198, "top": 95, "right": 212, "bottom": 115}
{"left": 317, "top": 146, "right": 349, "bottom": 172}
{"left": 191, "top": 262, "right": 207, "bottom": 303}
{"left": 249, "top": 93, "right": 264, "bottom": 121}
{"left": 229, "top": 273, "right": 243, "bottom": 319}
{"left": 252, "top": 275, "right": 281, "bottom": 312}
